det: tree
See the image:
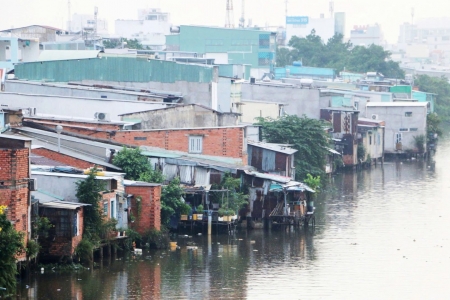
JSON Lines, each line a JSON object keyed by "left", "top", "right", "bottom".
{"left": 0, "top": 205, "right": 25, "bottom": 296}
{"left": 415, "top": 75, "right": 450, "bottom": 122}
{"left": 103, "top": 38, "right": 150, "bottom": 50}
{"left": 113, "top": 147, "right": 163, "bottom": 182}
{"left": 160, "top": 177, "right": 185, "bottom": 225}
{"left": 75, "top": 169, "right": 105, "bottom": 236}
{"left": 284, "top": 30, "right": 404, "bottom": 77}
{"left": 255, "top": 115, "right": 329, "bottom": 180}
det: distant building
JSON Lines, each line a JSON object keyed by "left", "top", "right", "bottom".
{"left": 365, "top": 102, "right": 428, "bottom": 154}
{"left": 349, "top": 24, "right": 384, "bottom": 47}
{"left": 0, "top": 25, "right": 62, "bottom": 43}
{"left": 69, "top": 13, "right": 109, "bottom": 35}
{"left": 166, "top": 25, "right": 276, "bottom": 78}
{"left": 399, "top": 18, "right": 450, "bottom": 65}
{"left": 285, "top": 13, "right": 345, "bottom": 44}
{"left": 115, "top": 8, "right": 170, "bottom": 50}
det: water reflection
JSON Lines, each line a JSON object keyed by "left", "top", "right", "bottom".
{"left": 18, "top": 141, "right": 450, "bottom": 299}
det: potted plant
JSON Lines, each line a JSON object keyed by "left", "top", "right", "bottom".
{"left": 218, "top": 207, "right": 226, "bottom": 222}
{"left": 180, "top": 203, "right": 191, "bottom": 221}
{"left": 197, "top": 204, "right": 204, "bottom": 220}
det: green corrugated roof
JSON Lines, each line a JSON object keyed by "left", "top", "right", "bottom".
{"left": 15, "top": 56, "right": 214, "bottom": 83}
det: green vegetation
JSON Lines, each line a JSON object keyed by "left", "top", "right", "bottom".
{"left": 277, "top": 31, "right": 404, "bottom": 78}
{"left": 304, "top": 174, "right": 321, "bottom": 193}
{"left": 413, "top": 135, "right": 426, "bottom": 153}
{"left": 255, "top": 115, "right": 330, "bottom": 180}
{"left": 113, "top": 147, "right": 164, "bottom": 182}
{"left": 102, "top": 38, "right": 150, "bottom": 50}
{"left": 0, "top": 205, "right": 25, "bottom": 296}
{"left": 210, "top": 173, "right": 247, "bottom": 215}
{"left": 415, "top": 75, "right": 450, "bottom": 124}
{"left": 357, "top": 144, "right": 366, "bottom": 162}
{"left": 161, "top": 177, "right": 185, "bottom": 225}
{"left": 75, "top": 169, "right": 118, "bottom": 261}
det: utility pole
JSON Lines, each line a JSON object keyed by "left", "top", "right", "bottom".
{"left": 225, "top": 0, "right": 235, "bottom": 28}
{"left": 239, "top": 0, "right": 245, "bottom": 28}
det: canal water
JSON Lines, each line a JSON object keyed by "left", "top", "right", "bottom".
{"left": 17, "top": 139, "right": 450, "bottom": 299}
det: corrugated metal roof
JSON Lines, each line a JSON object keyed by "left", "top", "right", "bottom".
{"left": 32, "top": 171, "right": 115, "bottom": 180}
{"left": 38, "top": 50, "right": 100, "bottom": 62}
{"left": 15, "top": 56, "right": 214, "bottom": 83}
{"left": 248, "top": 141, "right": 297, "bottom": 155}
{"left": 367, "top": 102, "right": 427, "bottom": 107}
{"left": 123, "top": 180, "right": 161, "bottom": 187}
{"left": 39, "top": 200, "right": 91, "bottom": 210}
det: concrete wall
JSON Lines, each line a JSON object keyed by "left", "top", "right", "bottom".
{"left": 120, "top": 105, "right": 238, "bottom": 129}
{"left": 0, "top": 92, "right": 169, "bottom": 121}
{"left": 5, "top": 80, "right": 161, "bottom": 101}
{"left": 241, "top": 83, "right": 321, "bottom": 119}
{"left": 238, "top": 101, "right": 282, "bottom": 123}
{"left": 81, "top": 80, "right": 214, "bottom": 108}
{"left": 366, "top": 105, "right": 427, "bottom": 153}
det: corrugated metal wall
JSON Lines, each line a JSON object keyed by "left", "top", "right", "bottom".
{"left": 15, "top": 56, "right": 214, "bottom": 83}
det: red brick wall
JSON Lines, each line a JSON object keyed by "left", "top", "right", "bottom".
{"left": 125, "top": 185, "right": 161, "bottom": 233}
{"left": 113, "top": 127, "right": 247, "bottom": 161}
{"left": 32, "top": 148, "right": 106, "bottom": 170}
{"left": 0, "top": 148, "right": 30, "bottom": 261}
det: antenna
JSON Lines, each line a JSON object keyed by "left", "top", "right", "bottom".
{"left": 285, "top": 0, "right": 288, "bottom": 20}
{"left": 225, "top": 0, "right": 235, "bottom": 28}
{"left": 239, "top": 0, "right": 245, "bottom": 28}
{"left": 68, "top": 0, "right": 71, "bottom": 32}
{"left": 94, "top": 6, "right": 98, "bottom": 37}
{"left": 329, "top": 1, "right": 334, "bottom": 18}
{"left": 411, "top": 7, "right": 415, "bottom": 25}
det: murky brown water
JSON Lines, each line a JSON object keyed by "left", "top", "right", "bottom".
{"left": 17, "top": 139, "right": 450, "bottom": 299}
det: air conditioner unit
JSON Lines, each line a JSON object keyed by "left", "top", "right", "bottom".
{"left": 371, "top": 114, "right": 378, "bottom": 120}
{"left": 28, "top": 107, "right": 37, "bottom": 117}
{"left": 94, "top": 112, "right": 110, "bottom": 121}
{"left": 29, "top": 178, "right": 37, "bottom": 191}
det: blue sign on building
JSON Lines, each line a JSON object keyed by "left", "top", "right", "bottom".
{"left": 286, "top": 16, "right": 309, "bottom": 25}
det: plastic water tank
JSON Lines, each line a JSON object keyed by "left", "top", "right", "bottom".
{"left": 293, "top": 61, "right": 302, "bottom": 67}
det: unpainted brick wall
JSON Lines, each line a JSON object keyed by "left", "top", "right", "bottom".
{"left": 0, "top": 148, "right": 30, "bottom": 260}
{"left": 112, "top": 127, "right": 246, "bottom": 161}
{"left": 125, "top": 185, "right": 161, "bottom": 233}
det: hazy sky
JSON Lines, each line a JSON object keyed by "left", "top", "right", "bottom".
{"left": 2, "top": 0, "right": 450, "bottom": 43}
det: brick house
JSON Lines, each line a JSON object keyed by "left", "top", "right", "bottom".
{"left": 32, "top": 198, "right": 89, "bottom": 260}
{"left": 124, "top": 181, "right": 162, "bottom": 233}
{"left": 0, "top": 135, "right": 33, "bottom": 261}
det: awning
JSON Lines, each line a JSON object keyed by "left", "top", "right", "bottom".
{"left": 39, "top": 200, "right": 91, "bottom": 210}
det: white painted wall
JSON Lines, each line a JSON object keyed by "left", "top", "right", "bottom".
{"left": 366, "top": 104, "right": 427, "bottom": 153}
{"left": 0, "top": 93, "right": 168, "bottom": 121}
{"left": 286, "top": 17, "right": 335, "bottom": 44}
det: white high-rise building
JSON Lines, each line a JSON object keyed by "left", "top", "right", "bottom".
{"left": 115, "top": 8, "right": 171, "bottom": 50}
{"left": 285, "top": 12, "right": 345, "bottom": 44}
{"left": 349, "top": 24, "right": 385, "bottom": 47}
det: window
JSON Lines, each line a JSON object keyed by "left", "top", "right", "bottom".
{"left": 110, "top": 199, "right": 116, "bottom": 219}
{"left": 396, "top": 133, "right": 402, "bottom": 144}
{"left": 189, "top": 136, "right": 203, "bottom": 154}
{"left": 405, "top": 112, "right": 412, "bottom": 117}
{"left": 134, "top": 137, "right": 147, "bottom": 140}
{"left": 369, "top": 135, "right": 372, "bottom": 145}
{"left": 354, "top": 101, "right": 359, "bottom": 110}
{"left": 410, "top": 128, "right": 418, "bottom": 131}
{"left": 399, "top": 128, "right": 409, "bottom": 132}
{"left": 103, "top": 202, "right": 108, "bottom": 216}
